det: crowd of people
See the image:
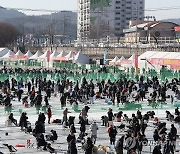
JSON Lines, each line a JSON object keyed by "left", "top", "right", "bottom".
{"left": 0, "top": 67, "right": 180, "bottom": 154}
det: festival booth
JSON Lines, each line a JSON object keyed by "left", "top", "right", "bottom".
{"left": 37, "top": 51, "right": 51, "bottom": 67}
{"left": 0, "top": 50, "right": 16, "bottom": 66}
{"left": 13, "top": 50, "right": 27, "bottom": 66}
{"left": 116, "top": 56, "right": 125, "bottom": 66}
{"left": 53, "top": 51, "right": 68, "bottom": 68}
{"left": 0, "top": 48, "right": 10, "bottom": 57}
{"left": 53, "top": 51, "right": 67, "bottom": 61}
{"left": 65, "top": 51, "right": 75, "bottom": 61}
{"left": 28, "top": 50, "right": 42, "bottom": 67}
{"left": 49, "top": 50, "right": 59, "bottom": 68}
{"left": 74, "top": 51, "right": 89, "bottom": 65}
{"left": 120, "top": 55, "right": 133, "bottom": 68}
{"left": 138, "top": 51, "right": 180, "bottom": 70}
{"left": 29, "top": 50, "right": 42, "bottom": 60}
{"left": 109, "top": 56, "right": 119, "bottom": 66}
{"left": 25, "top": 50, "right": 33, "bottom": 60}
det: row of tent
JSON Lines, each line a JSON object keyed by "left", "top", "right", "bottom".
{"left": 0, "top": 48, "right": 90, "bottom": 64}
{"left": 109, "top": 51, "right": 180, "bottom": 70}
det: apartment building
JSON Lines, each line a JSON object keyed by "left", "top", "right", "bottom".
{"left": 77, "top": 0, "right": 145, "bottom": 42}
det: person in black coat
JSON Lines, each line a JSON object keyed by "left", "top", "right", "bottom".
{"left": 19, "top": 112, "right": 28, "bottom": 130}
{"left": 36, "top": 134, "right": 47, "bottom": 150}
{"left": 153, "top": 145, "right": 162, "bottom": 154}
{"left": 107, "top": 108, "right": 114, "bottom": 122}
{"left": 8, "top": 113, "right": 17, "bottom": 126}
{"left": 27, "top": 82, "right": 31, "bottom": 93}
{"left": 170, "top": 124, "right": 177, "bottom": 140}
{"left": 115, "top": 135, "right": 124, "bottom": 154}
{"left": 38, "top": 113, "right": 46, "bottom": 124}
{"left": 108, "top": 125, "right": 117, "bottom": 145}
{"left": 153, "top": 129, "right": 160, "bottom": 142}
{"left": 46, "top": 87, "right": 51, "bottom": 99}
{"left": 60, "top": 94, "right": 66, "bottom": 108}
{"left": 67, "top": 132, "right": 77, "bottom": 154}
{"left": 35, "top": 93, "right": 42, "bottom": 106}
{"left": 84, "top": 137, "right": 94, "bottom": 154}
{"left": 79, "top": 117, "right": 86, "bottom": 140}
{"left": 17, "top": 89, "right": 23, "bottom": 102}
{"left": 4, "top": 94, "right": 11, "bottom": 106}
{"left": 34, "top": 121, "right": 44, "bottom": 136}
{"left": 70, "top": 124, "right": 76, "bottom": 134}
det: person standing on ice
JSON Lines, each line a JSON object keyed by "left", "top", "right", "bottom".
{"left": 60, "top": 93, "right": 66, "bottom": 108}
{"left": 107, "top": 108, "right": 114, "bottom": 126}
{"left": 62, "top": 108, "right": 70, "bottom": 126}
{"left": 107, "top": 124, "right": 117, "bottom": 145}
{"left": 47, "top": 107, "right": 52, "bottom": 124}
{"left": 89, "top": 121, "right": 98, "bottom": 144}
{"left": 67, "top": 131, "right": 77, "bottom": 154}
{"left": 89, "top": 88, "right": 95, "bottom": 104}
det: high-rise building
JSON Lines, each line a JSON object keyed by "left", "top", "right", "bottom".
{"left": 77, "top": 0, "right": 145, "bottom": 42}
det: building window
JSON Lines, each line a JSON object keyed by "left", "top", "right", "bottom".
{"left": 116, "top": 12, "right": 121, "bottom": 15}
{"left": 115, "top": 17, "right": 121, "bottom": 20}
{"left": 116, "top": 1, "right": 120, "bottom": 4}
{"left": 116, "top": 7, "right": 121, "bottom": 9}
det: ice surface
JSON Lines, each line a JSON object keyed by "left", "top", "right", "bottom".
{"left": 0, "top": 88, "right": 179, "bottom": 154}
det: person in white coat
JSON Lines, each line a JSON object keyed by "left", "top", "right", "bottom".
{"left": 89, "top": 121, "right": 98, "bottom": 144}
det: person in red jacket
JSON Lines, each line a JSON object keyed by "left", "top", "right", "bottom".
{"left": 47, "top": 107, "right": 52, "bottom": 124}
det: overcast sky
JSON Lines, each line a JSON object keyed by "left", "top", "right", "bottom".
{"left": 0, "top": 0, "right": 179, "bottom": 20}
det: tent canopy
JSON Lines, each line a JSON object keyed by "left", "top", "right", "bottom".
{"left": 110, "top": 56, "right": 119, "bottom": 63}
{"left": 38, "top": 50, "right": 49, "bottom": 60}
{"left": 117, "top": 56, "right": 125, "bottom": 62}
{"left": 138, "top": 51, "right": 158, "bottom": 61}
{"left": 50, "top": 50, "right": 59, "bottom": 59}
{"left": 29, "top": 50, "right": 42, "bottom": 60}
{"left": 25, "top": 50, "right": 33, "bottom": 59}
{"left": 0, "top": 48, "right": 10, "bottom": 57}
{"left": 65, "top": 51, "right": 75, "bottom": 60}
{"left": 15, "top": 50, "right": 24, "bottom": 56}
{"left": 0, "top": 50, "right": 15, "bottom": 61}
{"left": 53, "top": 51, "right": 67, "bottom": 61}
{"left": 74, "top": 51, "right": 89, "bottom": 64}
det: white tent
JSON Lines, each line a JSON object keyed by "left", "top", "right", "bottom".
{"left": 109, "top": 56, "right": 119, "bottom": 66}
{"left": 15, "top": 50, "right": 24, "bottom": 56}
{"left": 25, "top": 50, "right": 33, "bottom": 59}
{"left": 111, "top": 56, "right": 119, "bottom": 62}
{"left": 29, "top": 50, "right": 42, "bottom": 60}
{"left": 0, "top": 48, "right": 10, "bottom": 57}
{"left": 116, "top": 56, "right": 125, "bottom": 65}
{"left": 74, "top": 51, "right": 89, "bottom": 64}
{"left": 138, "top": 51, "right": 180, "bottom": 70}
{"left": 0, "top": 50, "right": 15, "bottom": 61}
{"left": 65, "top": 51, "right": 75, "bottom": 60}
{"left": 50, "top": 50, "right": 59, "bottom": 60}
{"left": 163, "top": 52, "right": 180, "bottom": 59}
{"left": 128, "top": 54, "right": 135, "bottom": 61}
{"left": 138, "top": 51, "right": 158, "bottom": 61}
{"left": 38, "top": 50, "right": 49, "bottom": 60}
{"left": 150, "top": 52, "right": 171, "bottom": 59}
{"left": 58, "top": 51, "right": 67, "bottom": 58}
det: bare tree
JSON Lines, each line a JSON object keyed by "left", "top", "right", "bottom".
{"left": 89, "top": 20, "right": 114, "bottom": 39}
{"left": 0, "top": 22, "right": 20, "bottom": 47}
